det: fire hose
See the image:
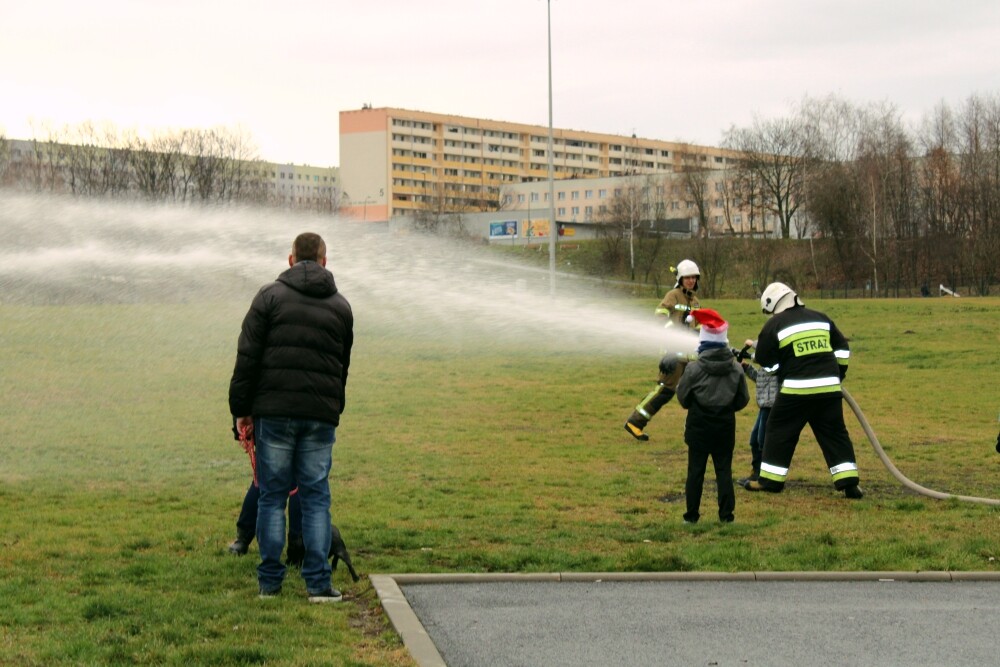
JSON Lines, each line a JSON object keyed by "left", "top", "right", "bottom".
{"left": 677, "top": 307, "right": 997, "bottom": 506}
{"left": 842, "top": 388, "right": 1000, "bottom": 507}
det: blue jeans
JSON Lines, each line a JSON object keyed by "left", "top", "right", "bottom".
{"left": 255, "top": 417, "right": 335, "bottom": 594}
{"left": 749, "top": 407, "right": 771, "bottom": 473}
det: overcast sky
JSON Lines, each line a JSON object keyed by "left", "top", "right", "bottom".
{"left": 2, "top": 0, "right": 998, "bottom": 166}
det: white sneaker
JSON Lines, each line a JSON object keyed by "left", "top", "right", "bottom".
{"left": 308, "top": 588, "right": 343, "bottom": 603}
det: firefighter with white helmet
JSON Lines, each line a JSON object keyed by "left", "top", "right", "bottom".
{"left": 743, "top": 282, "right": 863, "bottom": 498}
{"left": 624, "top": 260, "right": 701, "bottom": 441}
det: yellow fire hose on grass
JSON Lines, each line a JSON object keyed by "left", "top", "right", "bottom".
{"left": 842, "top": 388, "right": 1000, "bottom": 507}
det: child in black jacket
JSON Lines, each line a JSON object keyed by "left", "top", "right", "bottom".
{"left": 676, "top": 309, "right": 750, "bottom": 523}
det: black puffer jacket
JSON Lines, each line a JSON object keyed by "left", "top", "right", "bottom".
{"left": 676, "top": 345, "right": 750, "bottom": 446}
{"left": 229, "top": 260, "right": 353, "bottom": 425}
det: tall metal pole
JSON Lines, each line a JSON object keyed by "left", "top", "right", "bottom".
{"left": 546, "top": 0, "right": 557, "bottom": 294}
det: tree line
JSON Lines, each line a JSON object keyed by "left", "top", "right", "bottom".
{"left": 0, "top": 122, "right": 340, "bottom": 212}
{"left": 596, "top": 93, "right": 1000, "bottom": 296}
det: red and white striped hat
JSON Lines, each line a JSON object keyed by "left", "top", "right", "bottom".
{"left": 691, "top": 308, "right": 729, "bottom": 344}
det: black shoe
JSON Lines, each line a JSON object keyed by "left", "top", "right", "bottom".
{"left": 736, "top": 473, "right": 759, "bottom": 486}
{"left": 624, "top": 422, "right": 649, "bottom": 441}
{"left": 843, "top": 485, "right": 864, "bottom": 499}
{"left": 258, "top": 586, "right": 281, "bottom": 599}
{"left": 742, "top": 479, "right": 781, "bottom": 493}
{"left": 228, "top": 536, "right": 251, "bottom": 556}
{"left": 308, "top": 588, "right": 343, "bottom": 604}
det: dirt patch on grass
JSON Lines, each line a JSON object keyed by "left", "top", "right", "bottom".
{"left": 347, "top": 583, "right": 417, "bottom": 666}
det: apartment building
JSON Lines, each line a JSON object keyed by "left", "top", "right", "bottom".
{"left": 339, "top": 107, "right": 739, "bottom": 223}
{"left": 270, "top": 162, "right": 340, "bottom": 209}
{"left": 505, "top": 173, "right": 779, "bottom": 237}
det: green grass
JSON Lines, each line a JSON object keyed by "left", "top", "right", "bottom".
{"left": 1, "top": 296, "right": 999, "bottom": 665}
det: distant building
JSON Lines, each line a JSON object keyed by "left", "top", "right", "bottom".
{"left": 1, "top": 137, "right": 340, "bottom": 211}
{"left": 505, "top": 173, "right": 782, "bottom": 239}
{"left": 339, "top": 106, "right": 740, "bottom": 223}
{"left": 268, "top": 162, "right": 341, "bottom": 210}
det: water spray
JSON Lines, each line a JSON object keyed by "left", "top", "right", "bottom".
{"left": 0, "top": 192, "right": 698, "bottom": 359}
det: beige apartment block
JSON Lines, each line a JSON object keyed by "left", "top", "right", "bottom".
{"left": 268, "top": 162, "right": 340, "bottom": 210}
{"left": 506, "top": 173, "right": 779, "bottom": 237}
{"left": 339, "top": 107, "right": 739, "bottom": 223}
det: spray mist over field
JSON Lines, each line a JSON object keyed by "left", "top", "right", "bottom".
{"left": 0, "top": 192, "right": 696, "bottom": 358}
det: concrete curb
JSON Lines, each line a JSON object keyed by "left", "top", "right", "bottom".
{"left": 371, "top": 571, "right": 1000, "bottom": 666}
{"left": 369, "top": 575, "right": 448, "bottom": 667}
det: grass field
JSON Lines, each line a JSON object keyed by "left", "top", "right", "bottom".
{"left": 1, "top": 295, "right": 998, "bottom": 666}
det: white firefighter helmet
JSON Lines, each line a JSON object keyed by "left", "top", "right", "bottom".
{"left": 760, "top": 282, "right": 803, "bottom": 315}
{"left": 673, "top": 259, "right": 701, "bottom": 289}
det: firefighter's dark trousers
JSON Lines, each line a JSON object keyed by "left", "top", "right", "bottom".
{"left": 757, "top": 392, "right": 860, "bottom": 492}
{"left": 627, "top": 360, "right": 687, "bottom": 429}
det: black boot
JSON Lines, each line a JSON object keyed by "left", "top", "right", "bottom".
{"left": 228, "top": 531, "right": 253, "bottom": 556}
{"left": 743, "top": 479, "right": 782, "bottom": 493}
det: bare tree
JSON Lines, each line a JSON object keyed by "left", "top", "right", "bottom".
{"left": 634, "top": 175, "right": 670, "bottom": 285}
{"left": 411, "top": 181, "right": 467, "bottom": 235}
{"left": 0, "top": 133, "right": 9, "bottom": 186}
{"left": 954, "top": 94, "right": 1000, "bottom": 294}
{"left": 681, "top": 165, "right": 712, "bottom": 238}
{"left": 723, "top": 116, "right": 809, "bottom": 239}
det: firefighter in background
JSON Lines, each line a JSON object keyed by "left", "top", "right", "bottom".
{"left": 624, "top": 260, "right": 701, "bottom": 441}
{"left": 743, "top": 282, "right": 864, "bottom": 499}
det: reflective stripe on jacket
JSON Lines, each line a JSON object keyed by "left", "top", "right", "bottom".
{"left": 754, "top": 306, "right": 849, "bottom": 396}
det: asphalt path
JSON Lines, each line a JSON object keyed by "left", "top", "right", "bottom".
{"left": 393, "top": 577, "right": 1000, "bottom": 667}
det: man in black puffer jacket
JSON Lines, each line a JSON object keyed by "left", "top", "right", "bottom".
{"left": 229, "top": 232, "right": 353, "bottom": 603}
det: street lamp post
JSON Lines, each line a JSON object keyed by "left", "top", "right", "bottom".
{"left": 546, "top": 0, "right": 556, "bottom": 294}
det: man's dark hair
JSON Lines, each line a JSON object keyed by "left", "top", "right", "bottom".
{"left": 293, "top": 233, "right": 326, "bottom": 263}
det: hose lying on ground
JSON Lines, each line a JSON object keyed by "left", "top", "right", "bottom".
{"left": 842, "top": 387, "right": 1000, "bottom": 507}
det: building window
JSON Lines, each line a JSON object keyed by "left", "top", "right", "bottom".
{"left": 558, "top": 191, "right": 565, "bottom": 200}
{"left": 571, "top": 191, "right": 579, "bottom": 200}
{"left": 585, "top": 190, "right": 593, "bottom": 198}
{"left": 598, "top": 189, "right": 607, "bottom": 198}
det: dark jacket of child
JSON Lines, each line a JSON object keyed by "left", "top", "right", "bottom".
{"left": 677, "top": 345, "right": 751, "bottom": 443}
